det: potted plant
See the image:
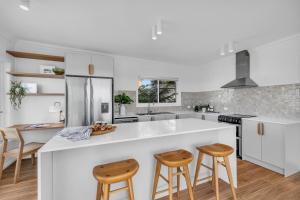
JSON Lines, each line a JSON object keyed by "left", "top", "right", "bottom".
{"left": 9, "top": 81, "right": 26, "bottom": 110}
{"left": 114, "top": 92, "right": 134, "bottom": 116}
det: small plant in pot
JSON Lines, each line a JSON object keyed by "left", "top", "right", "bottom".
{"left": 114, "top": 93, "right": 134, "bottom": 116}
{"left": 9, "top": 81, "right": 26, "bottom": 110}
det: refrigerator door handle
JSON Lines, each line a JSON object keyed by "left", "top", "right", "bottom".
{"left": 65, "top": 80, "right": 69, "bottom": 126}
{"left": 90, "top": 78, "right": 94, "bottom": 124}
{"left": 84, "top": 79, "right": 89, "bottom": 125}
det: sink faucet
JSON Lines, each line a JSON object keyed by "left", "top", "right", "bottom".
{"left": 147, "top": 103, "right": 152, "bottom": 114}
{"left": 147, "top": 102, "right": 155, "bottom": 114}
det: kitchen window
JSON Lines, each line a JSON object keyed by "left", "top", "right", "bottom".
{"left": 137, "top": 78, "right": 180, "bottom": 106}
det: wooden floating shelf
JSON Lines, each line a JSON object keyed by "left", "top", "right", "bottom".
{"left": 6, "top": 50, "right": 65, "bottom": 62}
{"left": 7, "top": 93, "right": 64, "bottom": 96}
{"left": 7, "top": 71, "right": 65, "bottom": 79}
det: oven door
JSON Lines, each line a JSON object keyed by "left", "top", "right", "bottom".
{"left": 236, "top": 125, "right": 242, "bottom": 158}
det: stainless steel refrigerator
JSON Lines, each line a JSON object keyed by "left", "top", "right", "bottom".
{"left": 65, "top": 75, "right": 113, "bottom": 127}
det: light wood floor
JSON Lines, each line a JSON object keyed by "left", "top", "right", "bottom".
{"left": 0, "top": 159, "right": 300, "bottom": 200}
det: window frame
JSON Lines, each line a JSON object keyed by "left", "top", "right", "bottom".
{"left": 136, "top": 77, "right": 181, "bottom": 107}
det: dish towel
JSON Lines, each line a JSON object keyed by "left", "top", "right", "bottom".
{"left": 57, "top": 126, "right": 92, "bottom": 142}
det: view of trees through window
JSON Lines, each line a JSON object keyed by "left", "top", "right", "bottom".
{"left": 138, "top": 79, "right": 177, "bottom": 103}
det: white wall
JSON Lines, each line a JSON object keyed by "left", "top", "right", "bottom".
{"left": 7, "top": 41, "right": 66, "bottom": 125}
{"left": 6, "top": 40, "right": 201, "bottom": 124}
{"left": 5, "top": 33, "right": 300, "bottom": 124}
{"left": 196, "top": 33, "right": 300, "bottom": 91}
{"left": 0, "top": 34, "right": 13, "bottom": 127}
{"left": 114, "top": 55, "right": 200, "bottom": 92}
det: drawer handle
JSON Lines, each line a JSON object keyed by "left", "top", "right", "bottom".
{"left": 88, "top": 64, "right": 94, "bottom": 75}
{"left": 261, "top": 123, "right": 264, "bottom": 136}
{"left": 257, "top": 122, "right": 261, "bottom": 135}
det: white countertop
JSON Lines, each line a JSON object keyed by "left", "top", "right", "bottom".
{"left": 40, "top": 118, "right": 234, "bottom": 153}
{"left": 243, "top": 117, "right": 300, "bottom": 125}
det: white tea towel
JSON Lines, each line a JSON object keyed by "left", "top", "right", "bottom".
{"left": 57, "top": 126, "right": 92, "bottom": 142}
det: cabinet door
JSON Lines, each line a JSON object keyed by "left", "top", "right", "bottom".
{"left": 242, "top": 119, "right": 262, "bottom": 160}
{"left": 91, "top": 54, "right": 114, "bottom": 77}
{"left": 65, "top": 52, "right": 91, "bottom": 76}
{"left": 203, "top": 114, "right": 218, "bottom": 122}
{"left": 261, "top": 122, "right": 284, "bottom": 168}
{"left": 177, "top": 113, "right": 196, "bottom": 119}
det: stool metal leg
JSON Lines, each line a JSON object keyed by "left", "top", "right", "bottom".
{"left": 224, "top": 156, "right": 237, "bottom": 200}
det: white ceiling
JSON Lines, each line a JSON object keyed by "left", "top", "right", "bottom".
{"left": 0, "top": 0, "right": 300, "bottom": 65}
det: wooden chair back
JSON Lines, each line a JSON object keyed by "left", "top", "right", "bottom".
{"left": 0, "top": 128, "right": 24, "bottom": 150}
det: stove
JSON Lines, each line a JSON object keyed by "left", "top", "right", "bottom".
{"left": 218, "top": 114, "right": 256, "bottom": 158}
{"left": 218, "top": 114, "right": 256, "bottom": 124}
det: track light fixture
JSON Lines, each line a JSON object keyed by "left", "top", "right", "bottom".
{"left": 220, "top": 41, "right": 236, "bottom": 56}
{"left": 156, "top": 19, "right": 162, "bottom": 35}
{"left": 152, "top": 26, "right": 157, "bottom": 40}
{"left": 19, "top": 0, "right": 30, "bottom": 11}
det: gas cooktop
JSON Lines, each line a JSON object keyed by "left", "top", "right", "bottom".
{"left": 218, "top": 114, "right": 256, "bottom": 124}
{"left": 222, "top": 114, "right": 256, "bottom": 118}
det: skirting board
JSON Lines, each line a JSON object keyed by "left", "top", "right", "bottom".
{"left": 243, "top": 155, "right": 284, "bottom": 175}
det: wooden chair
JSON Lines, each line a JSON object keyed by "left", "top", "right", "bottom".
{"left": 193, "top": 143, "right": 237, "bottom": 200}
{"left": 93, "top": 159, "right": 139, "bottom": 200}
{"left": 152, "top": 149, "right": 194, "bottom": 200}
{"left": 0, "top": 128, "right": 44, "bottom": 183}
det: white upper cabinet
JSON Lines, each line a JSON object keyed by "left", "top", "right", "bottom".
{"left": 65, "top": 52, "right": 91, "bottom": 76}
{"left": 66, "top": 52, "right": 114, "bottom": 77}
{"left": 91, "top": 54, "right": 114, "bottom": 77}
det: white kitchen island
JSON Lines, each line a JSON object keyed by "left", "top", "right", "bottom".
{"left": 38, "top": 118, "right": 236, "bottom": 200}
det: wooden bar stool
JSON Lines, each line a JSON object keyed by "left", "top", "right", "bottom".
{"left": 193, "top": 143, "right": 237, "bottom": 200}
{"left": 152, "top": 149, "right": 194, "bottom": 200}
{"left": 93, "top": 159, "right": 139, "bottom": 200}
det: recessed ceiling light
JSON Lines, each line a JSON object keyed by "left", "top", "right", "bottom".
{"left": 19, "top": 0, "right": 30, "bottom": 11}
{"left": 156, "top": 19, "right": 162, "bottom": 35}
{"left": 152, "top": 26, "right": 157, "bottom": 40}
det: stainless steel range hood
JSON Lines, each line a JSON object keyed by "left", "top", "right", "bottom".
{"left": 221, "top": 50, "right": 258, "bottom": 88}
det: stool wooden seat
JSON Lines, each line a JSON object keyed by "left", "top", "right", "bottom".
{"left": 152, "top": 149, "right": 194, "bottom": 200}
{"left": 193, "top": 143, "right": 237, "bottom": 200}
{"left": 93, "top": 159, "right": 139, "bottom": 200}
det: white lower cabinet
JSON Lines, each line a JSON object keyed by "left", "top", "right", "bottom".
{"left": 242, "top": 119, "right": 262, "bottom": 161}
{"left": 261, "top": 122, "right": 284, "bottom": 168}
{"left": 202, "top": 113, "right": 219, "bottom": 122}
{"left": 242, "top": 118, "right": 300, "bottom": 176}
